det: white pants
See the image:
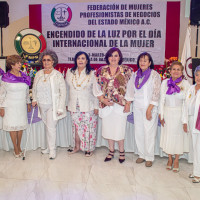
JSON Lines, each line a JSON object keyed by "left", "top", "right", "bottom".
{"left": 134, "top": 107, "right": 158, "bottom": 161}
{"left": 189, "top": 116, "right": 200, "bottom": 177}
{"left": 39, "top": 104, "right": 58, "bottom": 152}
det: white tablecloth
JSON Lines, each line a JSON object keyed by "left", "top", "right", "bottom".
{"left": 0, "top": 112, "right": 193, "bottom": 163}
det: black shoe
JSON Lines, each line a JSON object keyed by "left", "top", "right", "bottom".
{"left": 104, "top": 150, "right": 115, "bottom": 162}
{"left": 119, "top": 151, "right": 125, "bottom": 163}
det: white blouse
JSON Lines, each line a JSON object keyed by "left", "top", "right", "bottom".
{"left": 184, "top": 86, "right": 196, "bottom": 116}
{"left": 128, "top": 70, "right": 161, "bottom": 110}
{"left": 36, "top": 75, "right": 52, "bottom": 105}
{"left": 165, "top": 92, "right": 185, "bottom": 107}
{"left": 159, "top": 79, "right": 191, "bottom": 120}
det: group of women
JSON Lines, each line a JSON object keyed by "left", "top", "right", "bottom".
{"left": 0, "top": 47, "right": 200, "bottom": 183}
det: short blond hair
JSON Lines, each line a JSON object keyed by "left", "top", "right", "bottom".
{"left": 170, "top": 61, "right": 184, "bottom": 71}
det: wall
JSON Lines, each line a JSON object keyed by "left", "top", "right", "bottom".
{"left": 0, "top": 0, "right": 199, "bottom": 60}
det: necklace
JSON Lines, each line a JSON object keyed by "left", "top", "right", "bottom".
{"left": 72, "top": 72, "right": 91, "bottom": 89}
{"left": 43, "top": 72, "right": 52, "bottom": 82}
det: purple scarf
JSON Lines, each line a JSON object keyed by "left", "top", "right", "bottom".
{"left": 166, "top": 77, "right": 182, "bottom": 95}
{"left": 135, "top": 68, "right": 151, "bottom": 89}
{"left": 0, "top": 68, "right": 31, "bottom": 86}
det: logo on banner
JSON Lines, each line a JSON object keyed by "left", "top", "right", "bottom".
{"left": 14, "top": 28, "right": 46, "bottom": 64}
{"left": 51, "top": 4, "right": 72, "bottom": 27}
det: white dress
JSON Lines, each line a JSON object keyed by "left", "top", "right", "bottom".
{"left": 159, "top": 79, "right": 191, "bottom": 154}
{"left": 0, "top": 81, "right": 30, "bottom": 131}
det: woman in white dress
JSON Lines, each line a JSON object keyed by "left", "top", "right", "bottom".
{"left": 132, "top": 52, "right": 161, "bottom": 167}
{"left": 66, "top": 51, "right": 98, "bottom": 157}
{"left": 159, "top": 61, "right": 190, "bottom": 172}
{"left": 183, "top": 65, "right": 200, "bottom": 183}
{"left": 32, "top": 50, "right": 66, "bottom": 159}
{"left": 0, "top": 55, "right": 31, "bottom": 158}
{"left": 93, "top": 47, "right": 133, "bottom": 163}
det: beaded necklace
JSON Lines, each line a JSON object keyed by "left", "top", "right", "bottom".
{"left": 72, "top": 71, "right": 91, "bottom": 90}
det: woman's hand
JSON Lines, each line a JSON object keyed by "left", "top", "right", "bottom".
{"left": 0, "top": 108, "right": 5, "bottom": 117}
{"left": 32, "top": 101, "right": 37, "bottom": 107}
{"left": 146, "top": 104, "right": 153, "bottom": 121}
{"left": 57, "top": 111, "right": 63, "bottom": 116}
{"left": 159, "top": 114, "right": 165, "bottom": 127}
{"left": 94, "top": 109, "right": 98, "bottom": 115}
{"left": 123, "top": 102, "right": 131, "bottom": 113}
{"left": 102, "top": 98, "right": 114, "bottom": 106}
{"left": 183, "top": 123, "right": 188, "bottom": 133}
{"left": 27, "top": 104, "right": 31, "bottom": 112}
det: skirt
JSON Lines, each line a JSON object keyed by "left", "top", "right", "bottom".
{"left": 160, "top": 106, "right": 189, "bottom": 154}
{"left": 70, "top": 103, "right": 97, "bottom": 151}
{"left": 100, "top": 103, "right": 129, "bottom": 141}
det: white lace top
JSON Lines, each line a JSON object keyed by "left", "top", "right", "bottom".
{"left": 131, "top": 70, "right": 161, "bottom": 109}
{"left": 36, "top": 74, "right": 52, "bottom": 105}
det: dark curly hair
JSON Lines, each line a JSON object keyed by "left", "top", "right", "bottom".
{"left": 105, "top": 47, "right": 123, "bottom": 65}
{"left": 71, "top": 51, "right": 93, "bottom": 75}
{"left": 137, "top": 52, "right": 154, "bottom": 69}
{"left": 39, "top": 49, "right": 58, "bottom": 67}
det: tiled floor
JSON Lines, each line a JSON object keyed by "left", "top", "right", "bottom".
{"left": 0, "top": 147, "right": 199, "bottom": 200}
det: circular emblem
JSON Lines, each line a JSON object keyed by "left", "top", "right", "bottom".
{"left": 51, "top": 4, "right": 72, "bottom": 27}
{"left": 21, "top": 34, "right": 41, "bottom": 54}
{"left": 14, "top": 28, "right": 46, "bottom": 64}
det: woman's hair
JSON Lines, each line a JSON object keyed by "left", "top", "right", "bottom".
{"left": 71, "top": 51, "right": 93, "bottom": 75}
{"left": 39, "top": 49, "right": 58, "bottom": 67}
{"left": 170, "top": 61, "right": 184, "bottom": 71}
{"left": 137, "top": 52, "right": 154, "bottom": 69}
{"left": 194, "top": 65, "right": 200, "bottom": 75}
{"left": 105, "top": 47, "right": 123, "bottom": 65}
{"left": 6, "top": 55, "right": 22, "bottom": 70}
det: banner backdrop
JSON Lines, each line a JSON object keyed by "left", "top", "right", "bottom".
{"left": 41, "top": 1, "right": 166, "bottom": 65}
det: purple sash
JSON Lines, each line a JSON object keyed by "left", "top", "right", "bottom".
{"left": 135, "top": 68, "right": 151, "bottom": 89}
{"left": 0, "top": 68, "right": 31, "bottom": 86}
{"left": 166, "top": 77, "right": 182, "bottom": 95}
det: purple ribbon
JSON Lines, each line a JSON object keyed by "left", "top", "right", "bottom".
{"left": 0, "top": 68, "right": 31, "bottom": 86}
{"left": 28, "top": 106, "right": 41, "bottom": 124}
{"left": 166, "top": 77, "right": 182, "bottom": 95}
{"left": 135, "top": 68, "right": 151, "bottom": 89}
{"left": 127, "top": 112, "right": 161, "bottom": 126}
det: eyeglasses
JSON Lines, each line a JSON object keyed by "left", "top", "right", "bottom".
{"left": 42, "top": 59, "right": 52, "bottom": 62}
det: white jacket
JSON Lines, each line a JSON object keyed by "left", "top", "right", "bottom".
{"left": 183, "top": 85, "right": 200, "bottom": 134}
{"left": 159, "top": 78, "right": 190, "bottom": 120}
{"left": 32, "top": 69, "right": 66, "bottom": 120}
{"left": 65, "top": 68, "right": 98, "bottom": 112}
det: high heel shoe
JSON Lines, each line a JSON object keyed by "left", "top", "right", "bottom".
{"left": 104, "top": 150, "right": 115, "bottom": 162}
{"left": 173, "top": 161, "right": 179, "bottom": 173}
{"left": 13, "top": 152, "right": 20, "bottom": 158}
{"left": 119, "top": 151, "right": 125, "bottom": 163}
{"left": 166, "top": 160, "right": 173, "bottom": 170}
